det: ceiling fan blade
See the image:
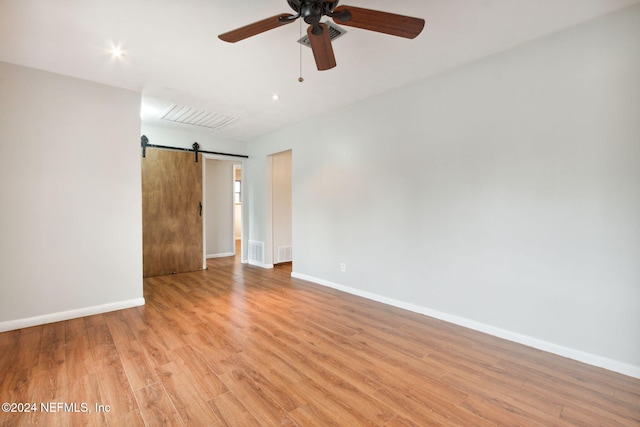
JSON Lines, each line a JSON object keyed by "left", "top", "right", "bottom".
{"left": 332, "top": 6, "right": 425, "bottom": 39}
{"left": 307, "top": 23, "right": 337, "bottom": 71}
{"left": 219, "top": 14, "right": 295, "bottom": 43}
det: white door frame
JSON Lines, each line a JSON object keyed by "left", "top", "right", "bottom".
{"left": 202, "top": 155, "right": 246, "bottom": 267}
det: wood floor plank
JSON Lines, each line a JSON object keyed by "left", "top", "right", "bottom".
{"left": 104, "top": 311, "right": 138, "bottom": 343}
{"left": 120, "top": 306, "right": 148, "bottom": 332}
{"left": 185, "top": 332, "right": 236, "bottom": 376}
{"left": 559, "top": 402, "right": 639, "bottom": 426}
{"left": 440, "top": 372, "right": 567, "bottom": 425}
{"left": 14, "top": 326, "right": 43, "bottom": 371}
{"left": 193, "top": 315, "right": 244, "bottom": 355}
{"left": 505, "top": 358, "right": 640, "bottom": 421}
{"left": 217, "top": 369, "right": 298, "bottom": 426}
{"left": 137, "top": 304, "right": 191, "bottom": 351}
{"left": 84, "top": 313, "right": 107, "bottom": 330}
{"left": 29, "top": 322, "right": 67, "bottom": 404}
{"left": 167, "top": 346, "right": 228, "bottom": 400}
{"left": 103, "top": 408, "right": 146, "bottom": 427}
{"left": 288, "top": 402, "right": 344, "bottom": 427}
{"left": 65, "top": 373, "right": 107, "bottom": 427}
{"left": 114, "top": 337, "right": 160, "bottom": 392}
{"left": 459, "top": 393, "right": 543, "bottom": 426}
{"left": 0, "top": 329, "right": 20, "bottom": 347}
{"left": 135, "top": 328, "right": 173, "bottom": 368}
{"left": 288, "top": 377, "right": 376, "bottom": 426}
{"left": 272, "top": 331, "right": 398, "bottom": 424}
{"left": 424, "top": 348, "right": 528, "bottom": 390}
{"left": 156, "top": 362, "right": 222, "bottom": 426}
{"left": 384, "top": 413, "right": 429, "bottom": 427}
{"left": 87, "top": 321, "right": 119, "bottom": 361}
{"left": 372, "top": 384, "right": 471, "bottom": 426}
{"left": 134, "top": 383, "right": 184, "bottom": 427}
{"left": 93, "top": 355, "right": 139, "bottom": 421}
{"left": 1, "top": 367, "right": 30, "bottom": 402}
{"left": 226, "top": 352, "right": 305, "bottom": 412}
{"left": 207, "top": 391, "right": 262, "bottom": 427}
{"left": 105, "top": 312, "right": 160, "bottom": 392}
{"left": 64, "top": 325, "right": 95, "bottom": 380}
{"left": 280, "top": 326, "right": 384, "bottom": 395}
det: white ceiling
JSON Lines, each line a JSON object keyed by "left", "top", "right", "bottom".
{"left": 1, "top": 0, "right": 638, "bottom": 141}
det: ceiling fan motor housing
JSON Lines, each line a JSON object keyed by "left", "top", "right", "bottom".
{"left": 287, "top": 0, "right": 339, "bottom": 22}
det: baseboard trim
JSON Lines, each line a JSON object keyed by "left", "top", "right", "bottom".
{"left": 206, "top": 252, "right": 235, "bottom": 259}
{"left": 290, "top": 272, "right": 640, "bottom": 379}
{"left": 248, "top": 260, "right": 274, "bottom": 269}
{"left": 0, "top": 298, "right": 146, "bottom": 333}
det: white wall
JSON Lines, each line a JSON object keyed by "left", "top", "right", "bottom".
{"left": 245, "top": 5, "right": 640, "bottom": 376}
{"left": 205, "top": 159, "right": 234, "bottom": 257}
{"left": 0, "top": 62, "right": 144, "bottom": 330}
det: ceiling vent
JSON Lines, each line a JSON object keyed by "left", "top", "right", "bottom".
{"left": 160, "top": 104, "right": 237, "bottom": 130}
{"left": 297, "top": 21, "right": 347, "bottom": 47}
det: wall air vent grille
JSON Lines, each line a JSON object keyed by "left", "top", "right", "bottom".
{"left": 160, "top": 104, "right": 237, "bottom": 130}
{"left": 298, "top": 22, "right": 347, "bottom": 47}
{"left": 277, "top": 246, "right": 292, "bottom": 263}
{"left": 248, "top": 241, "right": 264, "bottom": 264}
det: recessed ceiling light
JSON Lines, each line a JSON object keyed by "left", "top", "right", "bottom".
{"left": 109, "top": 44, "right": 124, "bottom": 59}
{"left": 272, "top": 94, "right": 279, "bottom": 101}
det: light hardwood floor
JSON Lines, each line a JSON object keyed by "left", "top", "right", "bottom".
{"left": 1, "top": 254, "right": 639, "bottom": 426}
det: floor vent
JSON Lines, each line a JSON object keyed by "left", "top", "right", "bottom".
{"left": 160, "top": 104, "right": 237, "bottom": 130}
{"left": 248, "top": 241, "right": 264, "bottom": 264}
{"left": 277, "top": 246, "right": 293, "bottom": 263}
{"left": 298, "top": 21, "right": 347, "bottom": 47}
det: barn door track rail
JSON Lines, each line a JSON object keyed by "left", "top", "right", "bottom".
{"left": 141, "top": 135, "right": 248, "bottom": 162}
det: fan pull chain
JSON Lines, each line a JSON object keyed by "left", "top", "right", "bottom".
{"left": 298, "top": 19, "right": 304, "bottom": 82}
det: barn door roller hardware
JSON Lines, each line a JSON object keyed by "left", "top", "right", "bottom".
{"left": 141, "top": 135, "right": 249, "bottom": 161}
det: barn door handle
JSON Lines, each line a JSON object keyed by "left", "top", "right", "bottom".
{"left": 199, "top": 201, "right": 202, "bottom": 217}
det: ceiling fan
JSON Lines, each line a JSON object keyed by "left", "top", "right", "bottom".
{"left": 218, "top": 0, "right": 425, "bottom": 71}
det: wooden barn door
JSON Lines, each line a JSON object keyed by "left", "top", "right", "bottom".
{"left": 142, "top": 149, "right": 203, "bottom": 277}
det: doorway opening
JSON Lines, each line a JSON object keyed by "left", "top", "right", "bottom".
{"left": 203, "top": 157, "right": 244, "bottom": 264}
{"left": 233, "top": 163, "right": 242, "bottom": 255}
{"left": 267, "top": 150, "right": 292, "bottom": 268}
